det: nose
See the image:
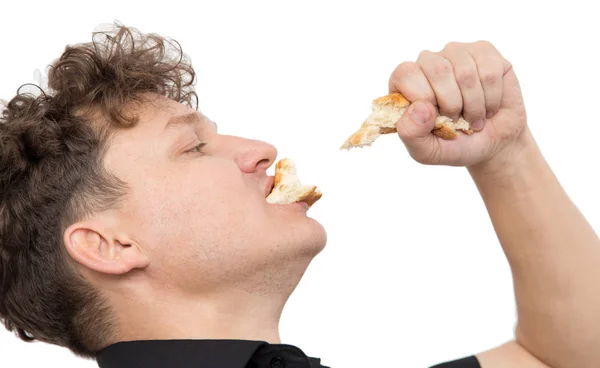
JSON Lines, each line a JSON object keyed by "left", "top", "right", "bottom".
{"left": 230, "top": 137, "right": 278, "bottom": 173}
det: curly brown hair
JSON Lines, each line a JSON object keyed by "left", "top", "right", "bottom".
{"left": 0, "top": 23, "right": 196, "bottom": 358}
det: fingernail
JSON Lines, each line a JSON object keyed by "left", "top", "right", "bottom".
{"left": 472, "top": 119, "right": 485, "bottom": 131}
{"left": 410, "top": 102, "right": 431, "bottom": 125}
{"left": 486, "top": 111, "right": 494, "bottom": 119}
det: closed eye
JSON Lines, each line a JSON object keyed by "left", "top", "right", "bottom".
{"left": 186, "top": 142, "right": 207, "bottom": 154}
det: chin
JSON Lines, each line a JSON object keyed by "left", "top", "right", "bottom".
{"left": 293, "top": 216, "right": 328, "bottom": 257}
{"left": 264, "top": 203, "right": 327, "bottom": 257}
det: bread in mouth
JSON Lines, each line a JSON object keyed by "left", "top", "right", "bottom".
{"left": 266, "top": 158, "right": 322, "bottom": 208}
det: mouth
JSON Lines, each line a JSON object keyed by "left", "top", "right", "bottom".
{"left": 264, "top": 176, "right": 275, "bottom": 198}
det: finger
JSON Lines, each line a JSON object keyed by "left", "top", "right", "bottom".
{"left": 441, "top": 44, "right": 486, "bottom": 128}
{"left": 417, "top": 50, "right": 464, "bottom": 122}
{"left": 466, "top": 42, "right": 508, "bottom": 118}
{"left": 395, "top": 100, "right": 439, "bottom": 164}
{"left": 388, "top": 61, "right": 437, "bottom": 106}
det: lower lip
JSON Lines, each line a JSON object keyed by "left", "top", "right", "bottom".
{"left": 295, "top": 201, "right": 309, "bottom": 210}
{"left": 274, "top": 201, "right": 308, "bottom": 210}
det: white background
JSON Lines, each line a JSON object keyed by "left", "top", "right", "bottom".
{"left": 1, "top": 1, "right": 599, "bottom": 367}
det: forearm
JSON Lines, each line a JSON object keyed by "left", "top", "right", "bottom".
{"left": 467, "top": 129, "right": 600, "bottom": 368}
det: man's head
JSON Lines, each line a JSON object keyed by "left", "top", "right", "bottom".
{"left": 0, "top": 24, "right": 326, "bottom": 358}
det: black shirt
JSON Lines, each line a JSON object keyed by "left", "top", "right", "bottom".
{"left": 96, "top": 339, "right": 481, "bottom": 367}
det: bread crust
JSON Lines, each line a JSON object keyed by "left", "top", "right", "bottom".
{"left": 372, "top": 93, "right": 410, "bottom": 108}
{"left": 341, "top": 92, "right": 473, "bottom": 149}
{"left": 432, "top": 123, "right": 458, "bottom": 139}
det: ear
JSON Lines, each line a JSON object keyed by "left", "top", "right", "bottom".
{"left": 63, "top": 221, "right": 150, "bottom": 275}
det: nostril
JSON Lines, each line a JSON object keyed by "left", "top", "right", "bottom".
{"left": 257, "top": 158, "right": 270, "bottom": 169}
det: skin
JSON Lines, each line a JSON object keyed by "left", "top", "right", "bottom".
{"left": 391, "top": 41, "right": 600, "bottom": 367}
{"left": 61, "top": 40, "right": 599, "bottom": 368}
{"left": 64, "top": 95, "right": 327, "bottom": 344}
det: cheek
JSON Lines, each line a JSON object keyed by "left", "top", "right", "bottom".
{"left": 130, "top": 166, "right": 266, "bottom": 259}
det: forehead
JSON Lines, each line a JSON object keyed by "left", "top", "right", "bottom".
{"left": 104, "top": 96, "right": 200, "bottom": 151}
{"left": 136, "top": 96, "right": 198, "bottom": 129}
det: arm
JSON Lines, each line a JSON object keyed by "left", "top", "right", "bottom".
{"left": 467, "top": 129, "right": 600, "bottom": 368}
{"left": 387, "top": 40, "right": 599, "bottom": 368}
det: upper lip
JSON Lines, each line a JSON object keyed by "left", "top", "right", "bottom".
{"left": 263, "top": 176, "right": 275, "bottom": 198}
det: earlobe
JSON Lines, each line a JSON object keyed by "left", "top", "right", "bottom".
{"left": 63, "top": 222, "right": 150, "bottom": 276}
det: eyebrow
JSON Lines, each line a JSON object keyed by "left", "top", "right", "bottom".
{"left": 164, "top": 112, "right": 204, "bottom": 130}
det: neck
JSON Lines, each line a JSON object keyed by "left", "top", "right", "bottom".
{"left": 105, "top": 267, "right": 314, "bottom": 343}
{"left": 104, "top": 252, "right": 315, "bottom": 347}
{"left": 109, "top": 281, "right": 292, "bottom": 345}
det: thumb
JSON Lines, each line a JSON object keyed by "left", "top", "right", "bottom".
{"left": 395, "top": 100, "right": 438, "bottom": 162}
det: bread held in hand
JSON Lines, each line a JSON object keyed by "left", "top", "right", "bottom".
{"left": 340, "top": 92, "right": 473, "bottom": 150}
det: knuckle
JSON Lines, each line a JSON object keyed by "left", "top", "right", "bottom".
{"left": 455, "top": 69, "right": 477, "bottom": 89}
{"left": 390, "top": 61, "right": 421, "bottom": 81}
{"left": 475, "top": 40, "right": 494, "bottom": 49}
{"left": 479, "top": 69, "right": 500, "bottom": 86}
{"left": 443, "top": 41, "right": 462, "bottom": 52}
{"left": 426, "top": 59, "right": 453, "bottom": 79}
{"left": 418, "top": 49, "right": 432, "bottom": 59}
{"left": 393, "top": 61, "right": 420, "bottom": 77}
{"left": 470, "top": 40, "right": 498, "bottom": 56}
{"left": 389, "top": 62, "right": 421, "bottom": 90}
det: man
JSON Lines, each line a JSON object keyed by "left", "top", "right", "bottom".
{"left": 0, "top": 23, "right": 598, "bottom": 368}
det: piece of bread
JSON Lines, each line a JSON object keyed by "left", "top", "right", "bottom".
{"left": 340, "top": 92, "right": 473, "bottom": 150}
{"left": 266, "top": 158, "right": 322, "bottom": 208}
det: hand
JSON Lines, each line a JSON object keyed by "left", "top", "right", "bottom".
{"left": 390, "top": 41, "right": 530, "bottom": 168}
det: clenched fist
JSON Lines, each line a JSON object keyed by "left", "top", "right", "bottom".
{"left": 390, "top": 41, "right": 529, "bottom": 168}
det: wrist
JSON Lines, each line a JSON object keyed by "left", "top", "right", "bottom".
{"left": 467, "top": 127, "right": 539, "bottom": 183}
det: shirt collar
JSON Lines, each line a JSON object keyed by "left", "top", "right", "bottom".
{"left": 96, "top": 339, "right": 328, "bottom": 368}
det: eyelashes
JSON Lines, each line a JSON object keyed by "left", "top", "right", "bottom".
{"left": 186, "top": 142, "right": 207, "bottom": 154}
